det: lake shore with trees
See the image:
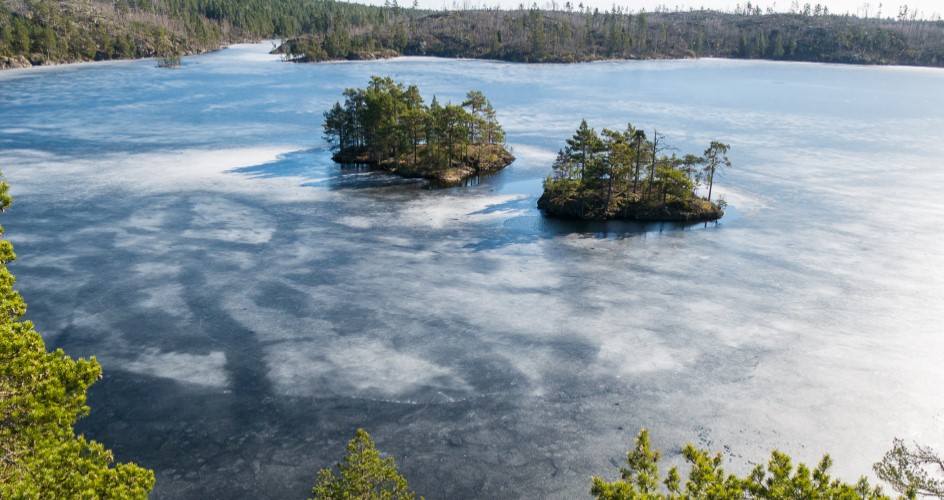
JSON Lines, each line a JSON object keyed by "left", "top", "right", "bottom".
{"left": 277, "top": 7, "right": 944, "bottom": 67}
{"left": 3, "top": 0, "right": 944, "bottom": 70}
{"left": 323, "top": 77, "right": 514, "bottom": 185}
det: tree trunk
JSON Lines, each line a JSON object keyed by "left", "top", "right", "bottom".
{"left": 707, "top": 168, "right": 714, "bottom": 202}
{"left": 647, "top": 130, "right": 658, "bottom": 200}
{"left": 603, "top": 170, "right": 614, "bottom": 218}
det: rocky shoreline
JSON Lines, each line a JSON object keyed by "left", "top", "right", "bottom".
{"left": 332, "top": 144, "right": 515, "bottom": 185}
{"left": 537, "top": 193, "right": 724, "bottom": 222}
{"left": 0, "top": 55, "right": 33, "bottom": 70}
{"left": 0, "top": 47, "right": 223, "bottom": 71}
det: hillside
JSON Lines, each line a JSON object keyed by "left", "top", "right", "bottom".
{"left": 2, "top": 0, "right": 943, "bottom": 68}
{"left": 281, "top": 7, "right": 944, "bottom": 67}
{"left": 406, "top": 9, "right": 944, "bottom": 65}
{"left": 0, "top": 0, "right": 389, "bottom": 67}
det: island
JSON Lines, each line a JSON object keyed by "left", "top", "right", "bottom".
{"left": 322, "top": 76, "right": 514, "bottom": 185}
{"left": 538, "top": 120, "right": 730, "bottom": 221}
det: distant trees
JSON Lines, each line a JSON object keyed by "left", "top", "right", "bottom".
{"left": 539, "top": 120, "right": 729, "bottom": 221}
{"left": 0, "top": 1, "right": 191, "bottom": 65}
{"left": 314, "top": 8, "right": 944, "bottom": 66}
{"left": 591, "top": 429, "right": 899, "bottom": 500}
{"left": 3, "top": 0, "right": 944, "bottom": 68}
{"left": 0, "top": 0, "right": 406, "bottom": 66}
{"left": 323, "top": 76, "right": 508, "bottom": 178}
{"left": 0, "top": 170, "right": 155, "bottom": 498}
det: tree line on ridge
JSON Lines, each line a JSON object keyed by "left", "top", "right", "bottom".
{"left": 2, "top": 0, "right": 944, "bottom": 68}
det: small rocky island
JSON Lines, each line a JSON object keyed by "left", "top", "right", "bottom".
{"left": 323, "top": 76, "right": 514, "bottom": 184}
{"left": 538, "top": 120, "right": 731, "bottom": 221}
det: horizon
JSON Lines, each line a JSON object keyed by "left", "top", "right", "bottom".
{"left": 353, "top": 0, "right": 942, "bottom": 19}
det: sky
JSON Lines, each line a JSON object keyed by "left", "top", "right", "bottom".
{"left": 364, "top": 0, "right": 942, "bottom": 19}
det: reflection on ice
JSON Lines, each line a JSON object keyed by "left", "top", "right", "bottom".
{"left": 268, "top": 337, "right": 472, "bottom": 401}
{"left": 122, "top": 349, "right": 229, "bottom": 389}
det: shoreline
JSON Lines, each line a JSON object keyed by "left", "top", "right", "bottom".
{"left": 276, "top": 48, "right": 944, "bottom": 70}
{"left": 332, "top": 144, "right": 516, "bottom": 186}
{"left": 7, "top": 40, "right": 944, "bottom": 72}
{"left": 0, "top": 45, "right": 229, "bottom": 72}
{"left": 536, "top": 193, "right": 725, "bottom": 222}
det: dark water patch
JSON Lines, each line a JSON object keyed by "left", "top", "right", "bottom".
{"left": 229, "top": 149, "right": 430, "bottom": 190}
{"left": 461, "top": 211, "right": 724, "bottom": 252}
{"left": 228, "top": 148, "right": 330, "bottom": 180}
{"left": 317, "top": 170, "right": 426, "bottom": 190}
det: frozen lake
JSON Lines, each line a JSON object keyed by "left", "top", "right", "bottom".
{"left": 1, "top": 43, "right": 943, "bottom": 498}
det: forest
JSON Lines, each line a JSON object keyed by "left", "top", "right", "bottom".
{"left": 322, "top": 76, "right": 513, "bottom": 184}
{"left": 2, "top": 0, "right": 944, "bottom": 68}
{"left": 539, "top": 120, "right": 729, "bottom": 221}
{"left": 280, "top": 7, "right": 944, "bottom": 66}
{"left": 0, "top": 0, "right": 390, "bottom": 67}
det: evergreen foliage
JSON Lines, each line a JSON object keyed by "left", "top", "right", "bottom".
{"left": 875, "top": 439, "right": 944, "bottom": 498}
{"left": 311, "top": 428, "right": 420, "bottom": 500}
{"left": 0, "top": 0, "right": 397, "bottom": 66}
{"left": 323, "top": 76, "right": 512, "bottom": 183}
{"left": 538, "top": 120, "right": 728, "bottom": 221}
{"left": 0, "top": 170, "right": 154, "bottom": 498}
{"left": 312, "top": 428, "right": 915, "bottom": 500}
{"left": 591, "top": 429, "right": 903, "bottom": 500}
{"left": 280, "top": 7, "right": 944, "bottom": 66}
